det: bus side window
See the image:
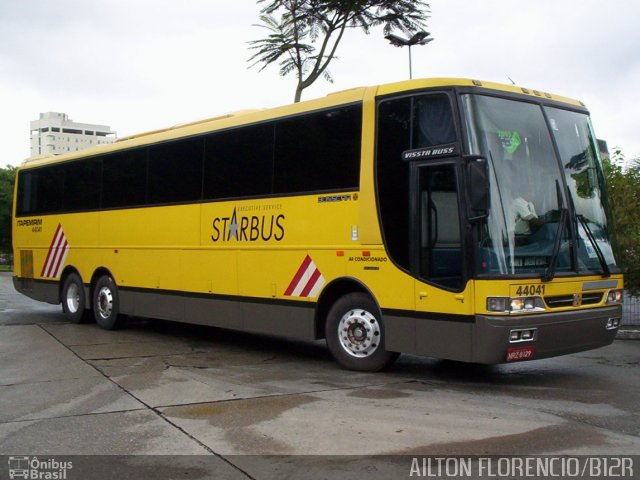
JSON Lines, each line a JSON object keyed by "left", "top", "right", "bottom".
{"left": 63, "top": 157, "right": 101, "bottom": 211}
{"left": 148, "top": 138, "right": 203, "bottom": 204}
{"left": 18, "top": 166, "right": 65, "bottom": 215}
{"left": 17, "top": 170, "right": 36, "bottom": 216}
{"left": 203, "top": 124, "right": 274, "bottom": 200}
{"left": 418, "top": 164, "right": 463, "bottom": 289}
{"left": 273, "top": 105, "right": 361, "bottom": 194}
{"left": 376, "top": 97, "right": 412, "bottom": 271}
{"left": 414, "top": 95, "right": 456, "bottom": 147}
{"left": 376, "top": 93, "right": 457, "bottom": 274}
{"left": 102, "top": 149, "right": 147, "bottom": 208}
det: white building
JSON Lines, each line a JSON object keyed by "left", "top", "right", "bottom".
{"left": 30, "top": 112, "right": 116, "bottom": 156}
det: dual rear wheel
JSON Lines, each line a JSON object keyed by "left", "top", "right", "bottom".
{"left": 61, "top": 273, "right": 123, "bottom": 330}
{"left": 61, "top": 273, "right": 92, "bottom": 324}
{"left": 92, "top": 275, "right": 124, "bottom": 330}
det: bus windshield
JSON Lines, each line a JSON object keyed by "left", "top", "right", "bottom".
{"left": 462, "top": 94, "right": 618, "bottom": 277}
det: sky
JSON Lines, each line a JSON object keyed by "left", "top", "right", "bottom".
{"left": 1, "top": 0, "right": 639, "bottom": 167}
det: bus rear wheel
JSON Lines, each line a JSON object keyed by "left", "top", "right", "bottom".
{"left": 325, "top": 292, "right": 399, "bottom": 371}
{"left": 93, "top": 275, "right": 124, "bottom": 330}
{"left": 61, "top": 272, "right": 92, "bottom": 323}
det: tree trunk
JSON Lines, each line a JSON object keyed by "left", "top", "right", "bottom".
{"left": 294, "top": 83, "right": 304, "bottom": 103}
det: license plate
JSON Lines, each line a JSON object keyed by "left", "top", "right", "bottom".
{"left": 506, "top": 346, "right": 535, "bottom": 362}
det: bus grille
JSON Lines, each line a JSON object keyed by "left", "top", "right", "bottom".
{"left": 544, "top": 292, "right": 603, "bottom": 308}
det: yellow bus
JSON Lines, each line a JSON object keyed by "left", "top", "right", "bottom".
{"left": 12, "top": 78, "right": 623, "bottom": 371}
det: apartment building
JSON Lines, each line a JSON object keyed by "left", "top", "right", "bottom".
{"left": 30, "top": 112, "right": 116, "bottom": 156}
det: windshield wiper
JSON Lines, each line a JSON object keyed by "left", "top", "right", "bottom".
{"left": 542, "top": 208, "right": 568, "bottom": 282}
{"left": 577, "top": 214, "right": 611, "bottom": 278}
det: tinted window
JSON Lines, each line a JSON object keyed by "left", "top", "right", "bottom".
{"left": 148, "top": 138, "right": 203, "bottom": 204}
{"left": 376, "top": 94, "right": 457, "bottom": 271}
{"left": 203, "top": 124, "right": 274, "bottom": 199}
{"left": 273, "top": 105, "right": 361, "bottom": 193}
{"left": 376, "top": 97, "right": 412, "bottom": 269}
{"left": 102, "top": 149, "right": 147, "bottom": 208}
{"left": 414, "top": 95, "right": 456, "bottom": 147}
{"left": 63, "top": 158, "right": 101, "bottom": 211}
{"left": 17, "top": 166, "right": 65, "bottom": 215}
{"left": 17, "top": 170, "right": 36, "bottom": 216}
{"left": 40, "top": 165, "right": 65, "bottom": 214}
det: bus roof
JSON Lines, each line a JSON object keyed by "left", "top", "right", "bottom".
{"left": 20, "top": 77, "right": 584, "bottom": 169}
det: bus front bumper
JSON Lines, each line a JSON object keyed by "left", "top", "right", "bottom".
{"left": 472, "top": 305, "right": 622, "bottom": 364}
{"left": 385, "top": 305, "right": 622, "bottom": 364}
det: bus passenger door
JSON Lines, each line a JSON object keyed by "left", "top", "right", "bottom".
{"left": 411, "top": 161, "right": 465, "bottom": 302}
{"left": 411, "top": 161, "right": 473, "bottom": 359}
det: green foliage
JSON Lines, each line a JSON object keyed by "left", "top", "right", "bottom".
{"left": 249, "top": 0, "right": 430, "bottom": 102}
{"left": 0, "top": 165, "right": 17, "bottom": 253}
{"left": 603, "top": 151, "right": 640, "bottom": 294}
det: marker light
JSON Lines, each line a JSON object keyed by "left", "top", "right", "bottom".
{"left": 521, "top": 330, "right": 534, "bottom": 340}
{"left": 606, "top": 289, "right": 624, "bottom": 304}
{"left": 509, "top": 328, "right": 536, "bottom": 343}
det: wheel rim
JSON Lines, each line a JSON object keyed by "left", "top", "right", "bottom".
{"left": 337, "top": 308, "right": 381, "bottom": 358}
{"left": 96, "top": 286, "right": 113, "bottom": 319}
{"left": 65, "top": 283, "right": 80, "bottom": 313}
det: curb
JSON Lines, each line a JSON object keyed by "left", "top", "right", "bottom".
{"left": 617, "top": 328, "right": 640, "bottom": 340}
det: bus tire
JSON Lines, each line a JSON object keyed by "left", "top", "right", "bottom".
{"left": 325, "top": 292, "right": 399, "bottom": 371}
{"left": 61, "top": 272, "right": 92, "bottom": 323}
{"left": 93, "top": 275, "right": 124, "bottom": 330}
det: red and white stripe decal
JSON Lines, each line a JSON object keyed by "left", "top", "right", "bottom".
{"left": 284, "top": 255, "right": 326, "bottom": 298}
{"left": 41, "top": 223, "right": 70, "bottom": 279}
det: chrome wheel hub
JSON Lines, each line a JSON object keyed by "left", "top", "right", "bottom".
{"left": 338, "top": 309, "right": 381, "bottom": 358}
{"left": 66, "top": 283, "right": 80, "bottom": 313}
{"left": 97, "top": 286, "right": 113, "bottom": 319}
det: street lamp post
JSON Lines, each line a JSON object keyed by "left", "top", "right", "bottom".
{"left": 385, "top": 31, "right": 433, "bottom": 80}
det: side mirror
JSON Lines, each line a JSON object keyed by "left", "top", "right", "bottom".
{"left": 465, "top": 155, "right": 490, "bottom": 219}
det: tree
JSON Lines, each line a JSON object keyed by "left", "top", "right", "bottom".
{"left": 249, "top": 0, "right": 430, "bottom": 102}
{"left": 0, "top": 165, "right": 17, "bottom": 253}
{"left": 603, "top": 150, "right": 640, "bottom": 294}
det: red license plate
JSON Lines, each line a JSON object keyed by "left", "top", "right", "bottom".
{"left": 506, "top": 346, "right": 535, "bottom": 362}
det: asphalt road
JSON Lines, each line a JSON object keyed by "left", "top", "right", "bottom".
{"left": 1, "top": 271, "right": 639, "bottom": 479}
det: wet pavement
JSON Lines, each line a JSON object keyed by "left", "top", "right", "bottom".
{"left": 1, "top": 272, "right": 639, "bottom": 477}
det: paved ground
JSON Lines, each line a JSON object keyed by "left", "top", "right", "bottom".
{"left": 1, "top": 272, "right": 639, "bottom": 478}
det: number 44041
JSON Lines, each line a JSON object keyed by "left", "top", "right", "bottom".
{"left": 515, "top": 284, "right": 546, "bottom": 296}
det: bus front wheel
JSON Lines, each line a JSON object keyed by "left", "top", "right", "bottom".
{"left": 93, "top": 275, "right": 124, "bottom": 330}
{"left": 325, "top": 293, "right": 399, "bottom": 371}
{"left": 61, "top": 272, "right": 92, "bottom": 323}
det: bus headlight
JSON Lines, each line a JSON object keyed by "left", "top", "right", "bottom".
{"left": 511, "top": 298, "right": 524, "bottom": 310}
{"left": 606, "top": 289, "right": 624, "bottom": 304}
{"left": 487, "top": 297, "right": 545, "bottom": 314}
{"left": 487, "top": 297, "right": 508, "bottom": 312}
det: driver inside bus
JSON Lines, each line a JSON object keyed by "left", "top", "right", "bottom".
{"left": 496, "top": 128, "right": 544, "bottom": 236}
{"left": 512, "top": 196, "right": 542, "bottom": 235}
